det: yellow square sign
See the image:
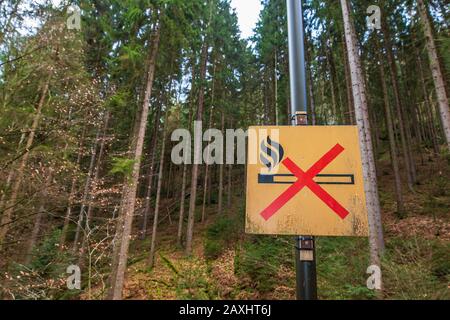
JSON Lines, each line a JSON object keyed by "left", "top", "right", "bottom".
{"left": 245, "top": 126, "right": 368, "bottom": 237}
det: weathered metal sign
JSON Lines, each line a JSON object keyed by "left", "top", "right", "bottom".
{"left": 246, "top": 126, "right": 369, "bottom": 236}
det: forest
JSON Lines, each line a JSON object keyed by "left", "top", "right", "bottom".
{"left": 0, "top": 0, "right": 449, "bottom": 300}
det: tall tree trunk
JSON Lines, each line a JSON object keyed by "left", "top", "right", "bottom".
{"left": 25, "top": 168, "right": 53, "bottom": 264}
{"left": 72, "top": 128, "right": 101, "bottom": 252}
{"left": 307, "top": 76, "right": 316, "bottom": 125}
{"left": 342, "top": 39, "right": 355, "bottom": 125}
{"left": 79, "top": 112, "right": 110, "bottom": 260}
{"left": 227, "top": 164, "right": 232, "bottom": 209}
{"left": 341, "top": 0, "right": 385, "bottom": 278}
{"left": 417, "top": 0, "right": 450, "bottom": 150}
{"left": 148, "top": 109, "right": 170, "bottom": 268}
{"left": 417, "top": 52, "right": 440, "bottom": 154}
{"left": 305, "top": 41, "right": 316, "bottom": 125}
{"left": 177, "top": 162, "right": 188, "bottom": 244}
{"left": 141, "top": 105, "right": 162, "bottom": 239}
{"left": 177, "top": 60, "right": 196, "bottom": 246}
{"left": 0, "top": 133, "right": 26, "bottom": 215}
{"left": 0, "top": 168, "right": 14, "bottom": 218}
{"left": 185, "top": 38, "right": 209, "bottom": 255}
{"left": 201, "top": 106, "right": 214, "bottom": 223}
{"left": 226, "top": 120, "right": 233, "bottom": 209}
{"left": 208, "top": 165, "right": 213, "bottom": 205}
{"left": 325, "top": 46, "right": 338, "bottom": 121}
{"left": 106, "top": 191, "right": 126, "bottom": 299}
{"left": 60, "top": 126, "right": 86, "bottom": 247}
{"left": 355, "top": 4, "right": 385, "bottom": 253}
{"left": 274, "top": 49, "right": 279, "bottom": 125}
{"left": 327, "top": 37, "right": 344, "bottom": 124}
{"left": 165, "top": 161, "right": 173, "bottom": 199}
{"left": 263, "top": 79, "right": 269, "bottom": 124}
{"left": 380, "top": 10, "right": 416, "bottom": 189}
{"left": 108, "top": 19, "right": 161, "bottom": 300}
{"left": 0, "top": 73, "right": 50, "bottom": 250}
{"left": 217, "top": 112, "right": 225, "bottom": 215}
{"left": 369, "top": 101, "right": 381, "bottom": 156}
{"left": 379, "top": 56, "right": 404, "bottom": 215}
{"left": 107, "top": 35, "right": 163, "bottom": 298}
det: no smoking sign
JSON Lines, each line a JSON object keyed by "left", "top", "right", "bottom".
{"left": 246, "top": 126, "right": 369, "bottom": 237}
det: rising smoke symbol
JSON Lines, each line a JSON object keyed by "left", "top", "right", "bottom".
{"left": 260, "top": 136, "right": 284, "bottom": 172}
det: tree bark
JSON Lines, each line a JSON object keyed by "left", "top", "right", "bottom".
{"left": 417, "top": 0, "right": 450, "bottom": 150}
{"left": 148, "top": 109, "right": 170, "bottom": 268}
{"left": 177, "top": 162, "right": 188, "bottom": 245}
{"left": 226, "top": 120, "right": 233, "bottom": 209}
{"left": 342, "top": 39, "right": 355, "bottom": 125}
{"left": 79, "top": 112, "right": 110, "bottom": 261}
{"left": 0, "top": 73, "right": 50, "bottom": 250}
{"left": 72, "top": 128, "right": 101, "bottom": 252}
{"left": 380, "top": 9, "right": 416, "bottom": 189}
{"left": 325, "top": 43, "right": 338, "bottom": 122}
{"left": 201, "top": 108, "right": 214, "bottom": 222}
{"left": 227, "top": 164, "right": 232, "bottom": 209}
{"left": 0, "top": 133, "right": 25, "bottom": 215}
{"left": 185, "top": 37, "right": 209, "bottom": 255}
{"left": 108, "top": 18, "right": 161, "bottom": 300}
{"left": 25, "top": 168, "right": 53, "bottom": 264}
{"left": 217, "top": 112, "right": 225, "bottom": 215}
{"left": 60, "top": 126, "right": 86, "bottom": 247}
{"left": 341, "top": 0, "right": 385, "bottom": 278}
{"left": 165, "top": 161, "right": 173, "bottom": 199}
{"left": 417, "top": 52, "right": 440, "bottom": 154}
{"left": 274, "top": 49, "right": 279, "bottom": 125}
{"left": 141, "top": 105, "right": 162, "bottom": 239}
{"left": 202, "top": 63, "right": 217, "bottom": 222}
{"left": 177, "top": 60, "right": 196, "bottom": 246}
{"left": 379, "top": 56, "right": 404, "bottom": 215}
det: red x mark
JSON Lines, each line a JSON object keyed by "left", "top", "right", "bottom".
{"left": 260, "top": 144, "right": 350, "bottom": 221}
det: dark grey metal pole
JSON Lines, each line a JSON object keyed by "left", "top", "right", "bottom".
{"left": 287, "top": 0, "right": 307, "bottom": 119}
{"left": 286, "top": 0, "right": 318, "bottom": 300}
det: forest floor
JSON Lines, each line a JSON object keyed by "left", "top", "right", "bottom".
{"left": 89, "top": 150, "right": 450, "bottom": 300}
